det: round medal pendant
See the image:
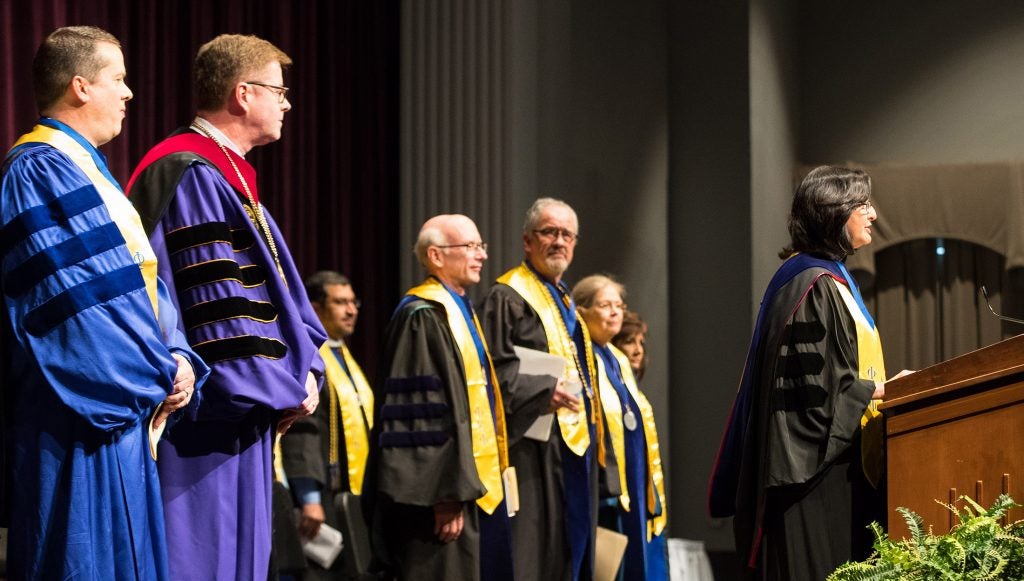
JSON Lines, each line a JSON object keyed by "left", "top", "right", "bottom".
{"left": 623, "top": 409, "right": 638, "bottom": 431}
{"left": 243, "top": 203, "right": 257, "bottom": 226}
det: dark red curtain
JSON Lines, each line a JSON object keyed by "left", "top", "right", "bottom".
{"left": 0, "top": 0, "right": 399, "bottom": 376}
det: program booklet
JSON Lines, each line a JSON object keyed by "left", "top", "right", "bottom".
{"left": 513, "top": 345, "right": 572, "bottom": 441}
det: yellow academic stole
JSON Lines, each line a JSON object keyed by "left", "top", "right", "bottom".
{"left": 609, "top": 345, "right": 667, "bottom": 539}
{"left": 322, "top": 342, "right": 374, "bottom": 494}
{"left": 595, "top": 353, "right": 631, "bottom": 512}
{"left": 832, "top": 278, "right": 886, "bottom": 488}
{"left": 407, "top": 279, "right": 510, "bottom": 514}
{"left": 13, "top": 125, "right": 160, "bottom": 318}
{"left": 497, "top": 264, "right": 606, "bottom": 464}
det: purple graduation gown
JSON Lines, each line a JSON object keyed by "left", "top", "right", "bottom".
{"left": 128, "top": 137, "right": 326, "bottom": 580}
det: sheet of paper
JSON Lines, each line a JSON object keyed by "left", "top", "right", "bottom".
{"left": 302, "top": 522, "right": 344, "bottom": 569}
{"left": 503, "top": 466, "right": 520, "bottom": 517}
{"left": 514, "top": 346, "right": 569, "bottom": 442}
{"left": 513, "top": 345, "right": 566, "bottom": 378}
{"left": 523, "top": 412, "right": 554, "bottom": 441}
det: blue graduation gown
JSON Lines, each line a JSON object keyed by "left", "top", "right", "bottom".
{"left": 595, "top": 345, "right": 668, "bottom": 581}
{"left": 0, "top": 123, "right": 207, "bottom": 580}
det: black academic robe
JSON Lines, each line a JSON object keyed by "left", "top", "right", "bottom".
{"left": 283, "top": 388, "right": 351, "bottom": 493}
{"left": 281, "top": 357, "right": 368, "bottom": 580}
{"left": 730, "top": 264, "right": 883, "bottom": 581}
{"left": 365, "top": 297, "right": 506, "bottom": 581}
{"left": 481, "top": 283, "right": 619, "bottom": 581}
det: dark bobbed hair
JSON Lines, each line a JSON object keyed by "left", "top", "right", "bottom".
{"left": 612, "top": 310, "right": 649, "bottom": 381}
{"left": 779, "top": 165, "right": 871, "bottom": 261}
{"left": 304, "top": 270, "right": 351, "bottom": 304}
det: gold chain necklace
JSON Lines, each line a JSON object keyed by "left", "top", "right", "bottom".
{"left": 531, "top": 274, "right": 597, "bottom": 423}
{"left": 189, "top": 121, "right": 286, "bottom": 282}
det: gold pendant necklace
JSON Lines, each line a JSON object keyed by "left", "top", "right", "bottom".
{"left": 189, "top": 121, "right": 286, "bottom": 283}
{"left": 531, "top": 271, "right": 596, "bottom": 424}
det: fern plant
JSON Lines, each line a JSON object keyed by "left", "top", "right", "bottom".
{"left": 827, "top": 494, "right": 1024, "bottom": 581}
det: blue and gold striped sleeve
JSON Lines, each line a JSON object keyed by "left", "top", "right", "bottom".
{"left": 1, "top": 146, "right": 177, "bottom": 431}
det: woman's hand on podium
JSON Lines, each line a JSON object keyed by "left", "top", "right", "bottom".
{"left": 877, "top": 369, "right": 917, "bottom": 398}
{"left": 873, "top": 369, "right": 916, "bottom": 399}
{"left": 889, "top": 369, "right": 916, "bottom": 381}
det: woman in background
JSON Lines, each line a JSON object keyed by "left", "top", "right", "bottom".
{"left": 574, "top": 275, "right": 668, "bottom": 580}
{"left": 612, "top": 310, "right": 648, "bottom": 381}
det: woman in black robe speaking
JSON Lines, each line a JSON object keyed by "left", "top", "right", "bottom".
{"left": 708, "top": 165, "right": 912, "bottom": 580}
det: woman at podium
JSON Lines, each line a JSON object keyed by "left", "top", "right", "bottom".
{"left": 708, "top": 165, "right": 909, "bottom": 580}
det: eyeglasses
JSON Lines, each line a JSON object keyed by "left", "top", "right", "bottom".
{"left": 244, "top": 81, "right": 290, "bottom": 104}
{"left": 858, "top": 201, "right": 874, "bottom": 215}
{"left": 436, "top": 241, "right": 488, "bottom": 253}
{"left": 594, "top": 301, "right": 627, "bottom": 312}
{"left": 532, "top": 228, "right": 578, "bottom": 243}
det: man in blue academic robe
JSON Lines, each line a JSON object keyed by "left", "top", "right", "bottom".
{"left": 0, "top": 27, "right": 208, "bottom": 580}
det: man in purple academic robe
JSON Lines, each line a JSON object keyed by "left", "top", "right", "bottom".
{"left": 126, "top": 34, "right": 325, "bottom": 580}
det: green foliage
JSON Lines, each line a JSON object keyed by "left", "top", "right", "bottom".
{"left": 827, "top": 494, "right": 1024, "bottom": 581}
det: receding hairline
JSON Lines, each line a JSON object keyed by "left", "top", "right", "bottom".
{"left": 523, "top": 197, "right": 579, "bottom": 234}
{"left": 413, "top": 221, "right": 449, "bottom": 268}
{"left": 414, "top": 214, "right": 480, "bottom": 267}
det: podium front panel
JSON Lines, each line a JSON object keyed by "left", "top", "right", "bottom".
{"left": 886, "top": 380, "right": 1024, "bottom": 539}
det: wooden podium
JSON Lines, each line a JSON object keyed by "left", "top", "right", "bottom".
{"left": 880, "top": 334, "right": 1024, "bottom": 538}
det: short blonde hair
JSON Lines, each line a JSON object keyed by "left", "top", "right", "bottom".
{"left": 194, "top": 34, "right": 292, "bottom": 111}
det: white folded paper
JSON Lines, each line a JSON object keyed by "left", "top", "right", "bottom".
{"left": 503, "top": 466, "right": 520, "bottom": 517}
{"left": 513, "top": 346, "right": 571, "bottom": 441}
{"left": 302, "top": 522, "right": 344, "bottom": 569}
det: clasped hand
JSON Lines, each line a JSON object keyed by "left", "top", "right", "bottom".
{"left": 154, "top": 354, "right": 196, "bottom": 429}
{"left": 278, "top": 372, "right": 320, "bottom": 435}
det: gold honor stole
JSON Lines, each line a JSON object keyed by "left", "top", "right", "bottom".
{"left": 832, "top": 278, "right": 886, "bottom": 488}
{"left": 322, "top": 342, "right": 374, "bottom": 494}
{"left": 497, "top": 264, "right": 606, "bottom": 463}
{"left": 13, "top": 125, "right": 160, "bottom": 318}
{"left": 273, "top": 435, "right": 287, "bottom": 483}
{"left": 597, "top": 346, "right": 668, "bottom": 539}
{"left": 595, "top": 352, "right": 632, "bottom": 512}
{"left": 407, "top": 279, "right": 510, "bottom": 514}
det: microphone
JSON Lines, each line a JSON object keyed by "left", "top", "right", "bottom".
{"left": 980, "top": 286, "right": 1024, "bottom": 326}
